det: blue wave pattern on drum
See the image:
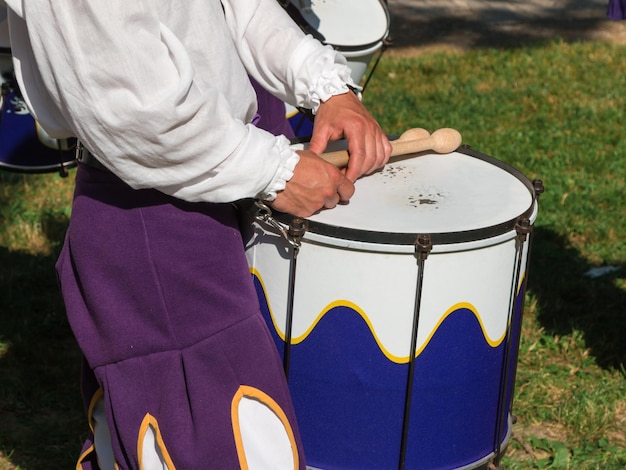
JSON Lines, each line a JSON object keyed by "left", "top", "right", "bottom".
{"left": 251, "top": 274, "right": 524, "bottom": 469}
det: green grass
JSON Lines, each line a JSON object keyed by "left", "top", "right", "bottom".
{"left": 1, "top": 39, "right": 625, "bottom": 468}
{"left": 0, "top": 171, "right": 83, "bottom": 469}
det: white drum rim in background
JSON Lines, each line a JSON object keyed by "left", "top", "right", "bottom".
{"left": 274, "top": 147, "right": 538, "bottom": 253}
{"left": 290, "top": 0, "right": 390, "bottom": 50}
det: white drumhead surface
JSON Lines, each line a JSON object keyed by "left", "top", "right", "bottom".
{"left": 308, "top": 151, "right": 533, "bottom": 235}
{"left": 291, "top": 0, "right": 389, "bottom": 48}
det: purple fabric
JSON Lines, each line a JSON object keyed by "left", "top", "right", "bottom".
{"left": 57, "top": 164, "right": 304, "bottom": 468}
{"left": 250, "top": 77, "right": 296, "bottom": 139}
{"left": 76, "top": 360, "right": 101, "bottom": 469}
{"left": 608, "top": 0, "right": 626, "bottom": 19}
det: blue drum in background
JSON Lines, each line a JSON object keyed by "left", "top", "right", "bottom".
{"left": 1, "top": 8, "right": 76, "bottom": 175}
{"left": 0, "top": 71, "right": 77, "bottom": 175}
{"left": 243, "top": 145, "right": 543, "bottom": 469}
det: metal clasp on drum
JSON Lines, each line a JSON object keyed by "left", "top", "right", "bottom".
{"left": 253, "top": 200, "right": 308, "bottom": 249}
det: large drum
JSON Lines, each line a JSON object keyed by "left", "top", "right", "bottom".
{"left": 0, "top": 7, "right": 76, "bottom": 175}
{"left": 284, "top": 0, "right": 390, "bottom": 137}
{"left": 242, "top": 146, "right": 542, "bottom": 469}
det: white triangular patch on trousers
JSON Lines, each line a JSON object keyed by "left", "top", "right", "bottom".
{"left": 232, "top": 386, "right": 298, "bottom": 469}
{"left": 138, "top": 414, "right": 174, "bottom": 470}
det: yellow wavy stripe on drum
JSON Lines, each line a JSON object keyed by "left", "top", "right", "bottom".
{"left": 517, "top": 272, "right": 527, "bottom": 295}
{"left": 291, "top": 300, "right": 507, "bottom": 363}
{"left": 249, "top": 268, "right": 287, "bottom": 337}
{"left": 251, "top": 269, "right": 508, "bottom": 362}
{"left": 292, "top": 299, "right": 409, "bottom": 363}
{"left": 248, "top": 270, "right": 402, "bottom": 361}
{"left": 415, "top": 302, "right": 508, "bottom": 356}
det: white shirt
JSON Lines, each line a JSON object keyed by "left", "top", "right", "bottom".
{"left": 3, "top": 0, "right": 355, "bottom": 202}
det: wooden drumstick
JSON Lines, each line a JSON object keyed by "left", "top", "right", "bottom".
{"left": 320, "top": 127, "right": 462, "bottom": 168}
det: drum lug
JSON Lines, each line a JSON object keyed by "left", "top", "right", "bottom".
{"left": 515, "top": 216, "right": 533, "bottom": 242}
{"left": 533, "top": 179, "right": 545, "bottom": 199}
{"left": 288, "top": 217, "right": 308, "bottom": 247}
{"left": 414, "top": 234, "right": 433, "bottom": 260}
{"left": 252, "top": 200, "right": 307, "bottom": 249}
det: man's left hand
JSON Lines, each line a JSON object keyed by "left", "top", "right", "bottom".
{"left": 307, "top": 91, "right": 392, "bottom": 182}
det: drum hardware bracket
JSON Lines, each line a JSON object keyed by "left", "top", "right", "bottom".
{"left": 288, "top": 217, "right": 308, "bottom": 248}
{"left": 515, "top": 216, "right": 533, "bottom": 243}
{"left": 533, "top": 179, "right": 545, "bottom": 200}
{"left": 414, "top": 234, "right": 433, "bottom": 260}
{"left": 252, "top": 200, "right": 307, "bottom": 249}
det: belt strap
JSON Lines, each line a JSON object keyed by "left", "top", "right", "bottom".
{"left": 276, "top": 1, "right": 325, "bottom": 42}
{"left": 75, "top": 142, "right": 111, "bottom": 173}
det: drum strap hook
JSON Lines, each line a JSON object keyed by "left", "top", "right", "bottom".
{"left": 252, "top": 200, "right": 308, "bottom": 376}
{"left": 252, "top": 200, "right": 308, "bottom": 249}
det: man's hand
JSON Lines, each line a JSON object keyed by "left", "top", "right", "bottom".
{"left": 269, "top": 150, "right": 355, "bottom": 218}
{"left": 269, "top": 89, "right": 389, "bottom": 217}
{"left": 308, "top": 91, "right": 392, "bottom": 182}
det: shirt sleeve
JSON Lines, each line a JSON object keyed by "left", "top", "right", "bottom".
{"left": 221, "top": 0, "right": 357, "bottom": 112}
{"left": 7, "top": 0, "right": 352, "bottom": 203}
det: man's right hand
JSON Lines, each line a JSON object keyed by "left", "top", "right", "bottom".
{"left": 268, "top": 150, "right": 355, "bottom": 218}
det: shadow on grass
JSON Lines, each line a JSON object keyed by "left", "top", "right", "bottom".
{"left": 0, "top": 217, "right": 84, "bottom": 468}
{"left": 529, "top": 227, "right": 625, "bottom": 371}
{"left": 387, "top": 1, "right": 620, "bottom": 51}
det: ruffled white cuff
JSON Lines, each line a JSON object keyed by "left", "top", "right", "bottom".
{"left": 306, "top": 60, "right": 356, "bottom": 113}
{"left": 256, "top": 137, "right": 300, "bottom": 201}
{"left": 290, "top": 36, "right": 359, "bottom": 113}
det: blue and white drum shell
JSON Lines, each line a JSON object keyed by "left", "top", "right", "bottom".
{"left": 243, "top": 146, "right": 539, "bottom": 469}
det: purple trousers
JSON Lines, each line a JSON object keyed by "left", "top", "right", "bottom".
{"left": 608, "top": 0, "right": 626, "bottom": 19}
{"left": 57, "top": 164, "right": 304, "bottom": 468}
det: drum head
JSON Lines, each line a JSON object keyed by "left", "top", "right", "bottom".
{"left": 304, "top": 147, "right": 535, "bottom": 246}
{"left": 290, "top": 0, "right": 389, "bottom": 50}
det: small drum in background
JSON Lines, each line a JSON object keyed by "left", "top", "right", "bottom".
{"left": 1, "top": 7, "right": 77, "bottom": 175}
{"left": 0, "top": 71, "right": 77, "bottom": 175}
{"left": 242, "top": 146, "right": 543, "bottom": 469}
{"left": 284, "top": 0, "right": 390, "bottom": 137}
{"left": 291, "top": 0, "right": 390, "bottom": 85}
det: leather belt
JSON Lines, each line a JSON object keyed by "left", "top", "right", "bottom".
{"left": 75, "top": 142, "right": 111, "bottom": 173}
